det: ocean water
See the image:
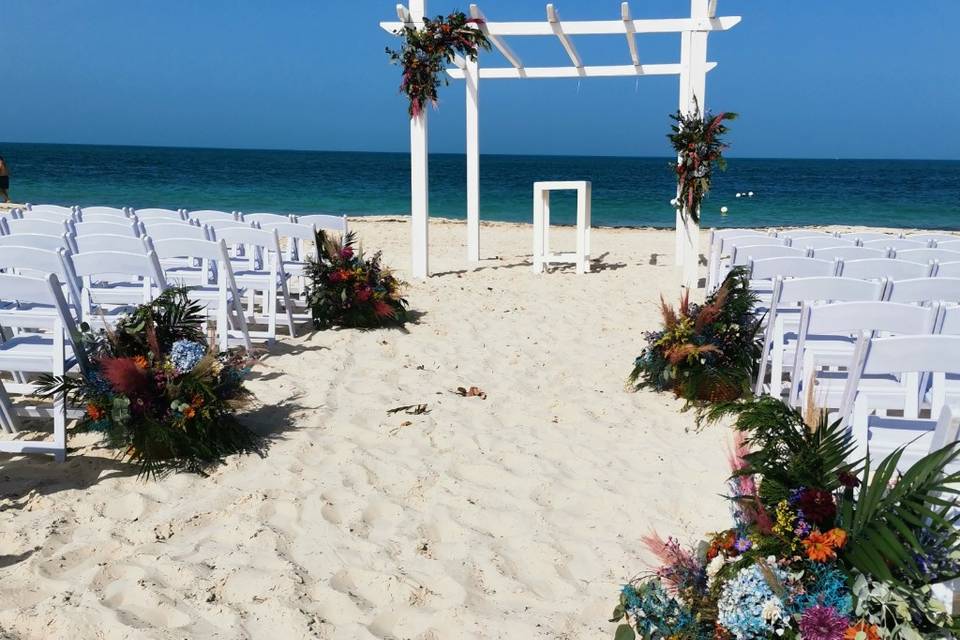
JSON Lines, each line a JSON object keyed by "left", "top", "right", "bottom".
{"left": 1, "top": 143, "right": 958, "bottom": 229}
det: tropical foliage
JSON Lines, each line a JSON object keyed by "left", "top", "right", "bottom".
{"left": 629, "top": 267, "right": 761, "bottom": 406}
{"left": 611, "top": 396, "right": 960, "bottom": 639}
{"left": 386, "top": 11, "right": 491, "bottom": 117}
{"left": 304, "top": 230, "right": 408, "bottom": 330}
{"left": 38, "top": 288, "right": 257, "bottom": 478}
{"left": 670, "top": 102, "right": 737, "bottom": 223}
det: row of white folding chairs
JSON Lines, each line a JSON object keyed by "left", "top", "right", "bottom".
{"left": 747, "top": 256, "right": 960, "bottom": 289}
{"left": 756, "top": 275, "right": 960, "bottom": 397}
{"left": 707, "top": 228, "right": 960, "bottom": 291}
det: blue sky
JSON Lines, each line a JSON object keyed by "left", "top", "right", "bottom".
{"left": 3, "top": 0, "right": 958, "bottom": 159}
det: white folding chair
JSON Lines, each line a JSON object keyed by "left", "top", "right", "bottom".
{"left": 731, "top": 244, "right": 806, "bottom": 267}
{"left": 838, "top": 231, "right": 898, "bottom": 244}
{"left": 0, "top": 233, "right": 73, "bottom": 252}
{"left": 935, "top": 240, "right": 960, "bottom": 252}
{"left": 241, "top": 212, "right": 295, "bottom": 225}
{"left": 811, "top": 246, "right": 889, "bottom": 261}
{"left": 292, "top": 214, "right": 349, "bottom": 235}
{"left": 749, "top": 256, "right": 836, "bottom": 282}
{"left": 67, "top": 250, "right": 168, "bottom": 327}
{"left": 133, "top": 208, "right": 186, "bottom": 221}
{"left": 755, "top": 277, "right": 885, "bottom": 397}
{"left": 151, "top": 238, "right": 253, "bottom": 352}
{"left": 212, "top": 227, "right": 296, "bottom": 340}
{"left": 0, "top": 273, "right": 87, "bottom": 460}
{"left": 17, "top": 210, "right": 75, "bottom": 223}
{"left": 793, "top": 237, "right": 856, "bottom": 252}
{"left": 257, "top": 221, "right": 319, "bottom": 319}
{"left": 841, "top": 335, "right": 960, "bottom": 461}
{"left": 776, "top": 230, "right": 837, "bottom": 241}
{"left": 886, "top": 278, "right": 960, "bottom": 305}
{"left": 895, "top": 248, "right": 960, "bottom": 265}
{"left": 187, "top": 210, "right": 238, "bottom": 224}
{"left": 72, "top": 220, "right": 141, "bottom": 238}
{"left": 807, "top": 308, "right": 940, "bottom": 416}
{"left": 710, "top": 233, "right": 785, "bottom": 291}
{"left": 79, "top": 206, "right": 129, "bottom": 220}
{"left": 7, "top": 218, "right": 73, "bottom": 237}
{"left": 0, "top": 245, "right": 83, "bottom": 311}
{"left": 936, "top": 261, "right": 960, "bottom": 278}
{"left": 906, "top": 233, "right": 958, "bottom": 244}
{"left": 73, "top": 233, "right": 152, "bottom": 256}
{"left": 838, "top": 258, "right": 933, "bottom": 281}
{"left": 862, "top": 238, "right": 931, "bottom": 251}
{"left": 26, "top": 204, "right": 76, "bottom": 218}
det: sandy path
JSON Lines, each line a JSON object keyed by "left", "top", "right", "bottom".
{"left": 0, "top": 220, "right": 733, "bottom": 639}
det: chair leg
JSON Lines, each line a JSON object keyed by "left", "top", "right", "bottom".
{"left": 0, "top": 378, "right": 19, "bottom": 434}
{"left": 53, "top": 390, "right": 66, "bottom": 463}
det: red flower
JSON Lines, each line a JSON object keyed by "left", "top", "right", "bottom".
{"left": 340, "top": 246, "right": 354, "bottom": 260}
{"left": 372, "top": 300, "right": 396, "bottom": 319}
{"left": 355, "top": 287, "right": 372, "bottom": 302}
{"left": 796, "top": 488, "right": 837, "bottom": 525}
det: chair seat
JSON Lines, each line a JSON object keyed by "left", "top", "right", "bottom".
{"left": 808, "top": 373, "right": 906, "bottom": 410}
{"left": 862, "top": 414, "right": 936, "bottom": 473}
{"left": 0, "top": 334, "right": 79, "bottom": 373}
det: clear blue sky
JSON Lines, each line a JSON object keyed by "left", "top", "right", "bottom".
{"left": 3, "top": 0, "right": 958, "bottom": 159}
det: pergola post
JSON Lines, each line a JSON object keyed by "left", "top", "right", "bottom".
{"left": 677, "top": 0, "right": 710, "bottom": 289}
{"left": 466, "top": 55, "right": 480, "bottom": 262}
{"left": 409, "top": 0, "right": 430, "bottom": 279}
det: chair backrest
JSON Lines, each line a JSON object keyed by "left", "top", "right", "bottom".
{"left": 241, "top": 212, "right": 295, "bottom": 225}
{"left": 27, "top": 204, "right": 76, "bottom": 217}
{"left": 777, "top": 276, "right": 885, "bottom": 305}
{"left": 777, "top": 230, "right": 836, "bottom": 241}
{"left": 141, "top": 222, "right": 208, "bottom": 242}
{"left": 935, "top": 240, "right": 960, "bottom": 252}
{"left": 7, "top": 218, "right": 72, "bottom": 236}
{"left": 895, "top": 248, "right": 960, "bottom": 265}
{"left": 839, "top": 258, "right": 933, "bottom": 281}
{"left": 73, "top": 234, "right": 151, "bottom": 255}
{"left": 907, "top": 233, "right": 958, "bottom": 244}
{"left": 203, "top": 219, "right": 256, "bottom": 231}
{"left": 188, "top": 209, "right": 238, "bottom": 223}
{"left": 297, "top": 214, "right": 349, "bottom": 233}
{"left": 886, "top": 278, "right": 960, "bottom": 305}
{"left": 839, "top": 231, "right": 897, "bottom": 243}
{"left": 18, "top": 210, "right": 74, "bottom": 223}
{"left": 812, "top": 246, "right": 888, "bottom": 261}
{"left": 750, "top": 256, "right": 835, "bottom": 281}
{"left": 212, "top": 226, "right": 278, "bottom": 251}
{"left": 732, "top": 244, "right": 805, "bottom": 266}
{"left": 133, "top": 208, "right": 185, "bottom": 221}
{"left": 793, "top": 237, "right": 856, "bottom": 251}
{"left": 937, "top": 305, "right": 960, "bottom": 335}
{"left": 0, "top": 245, "right": 82, "bottom": 305}
{"left": 80, "top": 206, "right": 128, "bottom": 219}
{"left": 721, "top": 235, "right": 785, "bottom": 257}
{"left": 936, "top": 261, "right": 960, "bottom": 278}
{"left": 862, "top": 238, "right": 930, "bottom": 251}
{"left": 804, "top": 301, "right": 938, "bottom": 337}
{"left": 151, "top": 237, "right": 228, "bottom": 286}
{"left": 69, "top": 250, "right": 168, "bottom": 313}
{"left": 0, "top": 233, "right": 72, "bottom": 252}
{"left": 73, "top": 220, "right": 141, "bottom": 237}
{"left": 260, "top": 222, "right": 318, "bottom": 262}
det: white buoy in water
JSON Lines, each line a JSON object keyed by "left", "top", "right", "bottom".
{"left": 748, "top": 191, "right": 755, "bottom": 197}
{"left": 670, "top": 198, "right": 678, "bottom": 207}
{"left": 735, "top": 192, "right": 742, "bottom": 198}
{"left": 720, "top": 206, "right": 729, "bottom": 215}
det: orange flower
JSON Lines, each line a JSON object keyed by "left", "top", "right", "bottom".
{"left": 133, "top": 355, "right": 149, "bottom": 370}
{"left": 845, "top": 621, "right": 881, "bottom": 640}
{"left": 803, "top": 530, "right": 837, "bottom": 562}
{"left": 825, "top": 528, "right": 848, "bottom": 549}
{"left": 183, "top": 406, "right": 196, "bottom": 419}
{"left": 86, "top": 403, "right": 104, "bottom": 420}
{"left": 191, "top": 394, "right": 205, "bottom": 408}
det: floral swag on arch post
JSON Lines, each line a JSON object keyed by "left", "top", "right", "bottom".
{"left": 669, "top": 102, "right": 737, "bottom": 225}
{"left": 386, "top": 11, "right": 491, "bottom": 117}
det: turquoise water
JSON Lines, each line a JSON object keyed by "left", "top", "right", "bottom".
{"left": 1, "top": 143, "right": 959, "bottom": 229}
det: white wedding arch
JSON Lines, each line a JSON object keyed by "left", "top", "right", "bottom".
{"left": 381, "top": 1, "right": 741, "bottom": 285}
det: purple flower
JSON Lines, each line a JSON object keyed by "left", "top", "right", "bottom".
{"left": 734, "top": 537, "right": 752, "bottom": 553}
{"left": 799, "top": 606, "right": 848, "bottom": 640}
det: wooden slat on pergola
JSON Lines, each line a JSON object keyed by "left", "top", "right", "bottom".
{"left": 381, "top": 2, "right": 741, "bottom": 284}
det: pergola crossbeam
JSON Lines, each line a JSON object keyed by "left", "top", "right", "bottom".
{"left": 381, "top": 16, "right": 741, "bottom": 36}
{"left": 447, "top": 62, "right": 717, "bottom": 80}
{"left": 469, "top": 4, "right": 525, "bottom": 74}
{"left": 621, "top": 3, "right": 641, "bottom": 67}
{"left": 546, "top": 4, "right": 584, "bottom": 74}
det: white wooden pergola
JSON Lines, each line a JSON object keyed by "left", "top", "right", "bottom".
{"left": 381, "top": 1, "right": 741, "bottom": 285}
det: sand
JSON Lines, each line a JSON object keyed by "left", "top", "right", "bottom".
{"left": 0, "top": 219, "right": 763, "bottom": 639}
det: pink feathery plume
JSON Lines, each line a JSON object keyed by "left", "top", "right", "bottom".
{"left": 726, "top": 431, "right": 750, "bottom": 474}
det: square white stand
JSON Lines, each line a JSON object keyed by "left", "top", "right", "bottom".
{"left": 532, "top": 181, "right": 592, "bottom": 274}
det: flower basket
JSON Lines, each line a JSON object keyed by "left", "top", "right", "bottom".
{"left": 39, "top": 287, "right": 257, "bottom": 477}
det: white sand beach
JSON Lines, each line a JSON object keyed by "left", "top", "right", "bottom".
{"left": 0, "top": 218, "right": 926, "bottom": 639}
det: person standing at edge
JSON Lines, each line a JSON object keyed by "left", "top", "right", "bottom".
{"left": 0, "top": 155, "right": 9, "bottom": 203}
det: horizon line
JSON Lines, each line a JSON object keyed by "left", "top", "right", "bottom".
{"left": 1, "top": 140, "right": 958, "bottom": 163}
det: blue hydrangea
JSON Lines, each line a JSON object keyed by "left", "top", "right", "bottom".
{"left": 621, "top": 580, "right": 704, "bottom": 639}
{"left": 169, "top": 340, "right": 207, "bottom": 373}
{"left": 788, "top": 563, "right": 852, "bottom": 616}
{"left": 717, "top": 563, "right": 789, "bottom": 639}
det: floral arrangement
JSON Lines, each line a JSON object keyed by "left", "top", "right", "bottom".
{"left": 386, "top": 11, "right": 491, "bottom": 117}
{"left": 629, "top": 267, "right": 761, "bottom": 406}
{"left": 304, "top": 230, "right": 408, "bottom": 330}
{"left": 669, "top": 102, "right": 737, "bottom": 223}
{"left": 39, "top": 287, "right": 257, "bottom": 477}
{"left": 610, "top": 397, "right": 960, "bottom": 639}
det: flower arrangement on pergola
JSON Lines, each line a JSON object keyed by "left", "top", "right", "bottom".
{"left": 382, "top": 1, "right": 742, "bottom": 287}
